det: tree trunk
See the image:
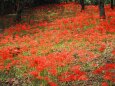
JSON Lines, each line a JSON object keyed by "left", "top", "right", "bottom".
{"left": 15, "top": 1, "right": 24, "bottom": 22}
{"left": 80, "top": 0, "right": 85, "bottom": 11}
{"left": 111, "top": 0, "right": 114, "bottom": 9}
{"left": 98, "top": 0, "right": 106, "bottom": 19}
{"left": 0, "top": 0, "right": 5, "bottom": 16}
{"left": 75, "top": 0, "right": 78, "bottom": 3}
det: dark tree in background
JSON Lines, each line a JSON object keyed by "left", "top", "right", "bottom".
{"left": 15, "top": 0, "right": 33, "bottom": 22}
{"left": 98, "top": 0, "right": 106, "bottom": 19}
{"left": 80, "top": 0, "right": 85, "bottom": 11}
{"left": 0, "top": 0, "right": 5, "bottom": 16}
{"left": 15, "top": 1, "right": 24, "bottom": 22}
{"left": 111, "top": 0, "right": 114, "bottom": 9}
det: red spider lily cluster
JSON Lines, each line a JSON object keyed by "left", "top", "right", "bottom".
{"left": 0, "top": 3, "right": 115, "bottom": 86}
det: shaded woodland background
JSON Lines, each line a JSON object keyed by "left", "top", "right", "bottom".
{"left": 0, "top": 0, "right": 114, "bottom": 27}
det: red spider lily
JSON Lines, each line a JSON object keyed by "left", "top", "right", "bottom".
{"left": 104, "top": 71, "right": 115, "bottom": 82}
{"left": 101, "top": 82, "right": 108, "bottom": 86}
{"left": 5, "top": 63, "right": 12, "bottom": 70}
{"left": 36, "top": 65, "right": 46, "bottom": 72}
{"left": 93, "top": 64, "right": 115, "bottom": 75}
{"left": 59, "top": 72, "right": 87, "bottom": 82}
{"left": 30, "top": 71, "right": 38, "bottom": 77}
{"left": 70, "top": 65, "right": 81, "bottom": 71}
{"left": 58, "top": 73, "right": 76, "bottom": 82}
{"left": 104, "top": 63, "right": 115, "bottom": 70}
{"left": 103, "top": 71, "right": 112, "bottom": 80}
{"left": 99, "top": 44, "right": 106, "bottom": 52}
{"left": 112, "top": 50, "right": 115, "bottom": 55}
{"left": 0, "top": 48, "right": 13, "bottom": 60}
{"left": 30, "top": 48, "right": 38, "bottom": 55}
{"left": 93, "top": 66, "right": 104, "bottom": 74}
{"left": 48, "top": 68, "right": 57, "bottom": 76}
{"left": 48, "top": 82, "right": 57, "bottom": 86}
{"left": 78, "top": 75, "right": 88, "bottom": 80}
{"left": 74, "top": 70, "right": 86, "bottom": 75}
{"left": 0, "top": 65, "right": 4, "bottom": 70}
{"left": 93, "top": 63, "right": 115, "bottom": 83}
{"left": 70, "top": 65, "right": 86, "bottom": 75}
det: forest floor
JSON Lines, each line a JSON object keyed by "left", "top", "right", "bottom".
{"left": 0, "top": 3, "right": 115, "bottom": 86}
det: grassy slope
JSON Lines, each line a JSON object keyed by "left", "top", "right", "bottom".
{"left": 0, "top": 3, "right": 115, "bottom": 86}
